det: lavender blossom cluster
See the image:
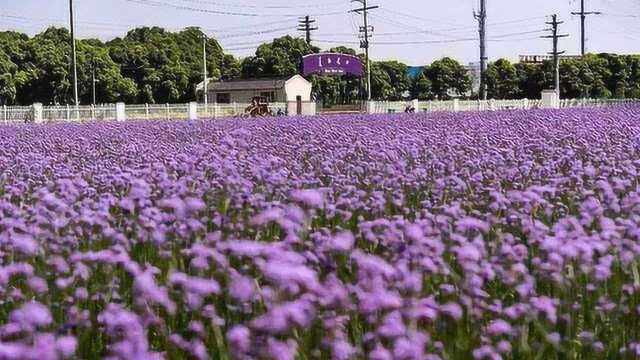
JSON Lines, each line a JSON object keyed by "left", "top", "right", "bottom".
{"left": 1, "top": 107, "right": 640, "bottom": 359}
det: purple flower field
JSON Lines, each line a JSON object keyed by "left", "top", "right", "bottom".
{"left": 1, "top": 107, "right": 640, "bottom": 359}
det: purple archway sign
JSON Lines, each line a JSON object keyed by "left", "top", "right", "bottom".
{"left": 302, "top": 53, "right": 364, "bottom": 77}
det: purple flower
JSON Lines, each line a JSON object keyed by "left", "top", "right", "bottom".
{"left": 266, "top": 338, "right": 298, "bottom": 360}
{"left": 440, "top": 302, "right": 463, "bottom": 321}
{"left": 290, "top": 189, "right": 324, "bottom": 208}
{"left": 369, "top": 343, "right": 393, "bottom": 360}
{"left": 326, "top": 231, "right": 355, "bottom": 252}
{"left": 10, "top": 301, "right": 52, "bottom": 328}
{"left": 486, "top": 319, "right": 513, "bottom": 337}
{"left": 456, "top": 217, "right": 490, "bottom": 233}
{"left": 56, "top": 336, "right": 78, "bottom": 357}
{"left": 134, "top": 270, "right": 176, "bottom": 314}
{"left": 227, "top": 325, "right": 251, "bottom": 354}
{"left": 229, "top": 274, "right": 256, "bottom": 303}
{"left": 377, "top": 311, "right": 406, "bottom": 338}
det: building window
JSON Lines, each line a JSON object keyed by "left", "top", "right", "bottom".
{"left": 260, "top": 91, "right": 276, "bottom": 102}
{"left": 216, "top": 93, "right": 230, "bottom": 104}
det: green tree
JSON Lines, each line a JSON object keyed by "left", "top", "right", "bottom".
{"left": 241, "top": 36, "right": 318, "bottom": 78}
{"left": 424, "top": 57, "right": 471, "bottom": 100}
{"left": 108, "top": 27, "right": 233, "bottom": 103}
{"left": 18, "top": 28, "right": 73, "bottom": 105}
{"left": 486, "top": 58, "right": 519, "bottom": 99}
{"left": 514, "top": 63, "right": 544, "bottom": 99}
{"left": 0, "top": 49, "right": 17, "bottom": 105}
{"left": 371, "top": 61, "right": 410, "bottom": 100}
{"left": 77, "top": 41, "right": 138, "bottom": 104}
{"left": 410, "top": 71, "right": 433, "bottom": 100}
{"left": 624, "top": 55, "right": 640, "bottom": 98}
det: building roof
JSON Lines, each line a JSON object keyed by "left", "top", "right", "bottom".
{"left": 407, "top": 66, "right": 424, "bottom": 80}
{"left": 519, "top": 54, "right": 582, "bottom": 64}
{"left": 195, "top": 75, "right": 311, "bottom": 93}
{"left": 208, "top": 78, "right": 288, "bottom": 92}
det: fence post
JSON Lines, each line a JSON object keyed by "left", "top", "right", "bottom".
{"left": 32, "top": 103, "right": 43, "bottom": 124}
{"left": 145, "top": 103, "right": 150, "bottom": 119}
{"left": 214, "top": 104, "right": 219, "bottom": 118}
{"left": 522, "top": 99, "right": 529, "bottom": 109}
{"left": 115, "top": 102, "right": 126, "bottom": 122}
{"left": 411, "top": 99, "right": 419, "bottom": 113}
{"left": 188, "top": 102, "right": 198, "bottom": 120}
{"left": 2, "top": 105, "right": 6, "bottom": 123}
{"left": 453, "top": 99, "right": 460, "bottom": 112}
{"left": 166, "top": 103, "right": 170, "bottom": 120}
{"left": 366, "top": 101, "right": 374, "bottom": 114}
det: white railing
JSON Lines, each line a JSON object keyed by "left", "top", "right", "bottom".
{"left": 40, "top": 105, "right": 118, "bottom": 122}
{"left": 3, "top": 101, "right": 314, "bottom": 124}
{"left": 1, "top": 98, "right": 638, "bottom": 124}
{"left": 124, "top": 104, "right": 190, "bottom": 121}
{"left": 367, "top": 98, "right": 638, "bottom": 114}
{"left": 2, "top": 105, "right": 32, "bottom": 124}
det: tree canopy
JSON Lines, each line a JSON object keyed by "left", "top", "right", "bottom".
{"left": 423, "top": 57, "right": 472, "bottom": 100}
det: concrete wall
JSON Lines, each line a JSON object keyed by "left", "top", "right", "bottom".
{"left": 541, "top": 90, "right": 560, "bottom": 109}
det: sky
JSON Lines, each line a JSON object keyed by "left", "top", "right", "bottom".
{"left": 2, "top": 0, "right": 640, "bottom": 65}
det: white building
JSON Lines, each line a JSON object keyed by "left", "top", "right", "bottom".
{"left": 196, "top": 75, "right": 312, "bottom": 104}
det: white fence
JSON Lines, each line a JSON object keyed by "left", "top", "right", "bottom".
{"left": 365, "top": 98, "right": 638, "bottom": 114}
{"left": 1, "top": 98, "right": 638, "bottom": 124}
{"left": 0, "top": 102, "right": 298, "bottom": 124}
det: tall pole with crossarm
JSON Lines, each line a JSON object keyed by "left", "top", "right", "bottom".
{"left": 69, "top": 0, "right": 79, "bottom": 106}
{"left": 203, "top": 33, "right": 208, "bottom": 107}
{"left": 571, "top": 0, "right": 600, "bottom": 56}
{"left": 474, "top": 0, "right": 487, "bottom": 100}
{"left": 351, "top": 0, "right": 378, "bottom": 101}
{"left": 542, "top": 15, "right": 569, "bottom": 95}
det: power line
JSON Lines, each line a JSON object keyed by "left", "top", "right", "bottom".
{"left": 165, "top": 0, "right": 346, "bottom": 9}
{"left": 0, "top": 12, "right": 294, "bottom": 36}
{"left": 125, "top": 0, "right": 347, "bottom": 18}
{"left": 377, "top": 7, "right": 468, "bottom": 28}
{"left": 315, "top": 37, "right": 478, "bottom": 45}
{"left": 216, "top": 26, "right": 294, "bottom": 39}
{"left": 571, "top": 0, "right": 601, "bottom": 56}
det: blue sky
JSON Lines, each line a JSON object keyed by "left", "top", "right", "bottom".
{"left": 2, "top": 0, "right": 639, "bottom": 65}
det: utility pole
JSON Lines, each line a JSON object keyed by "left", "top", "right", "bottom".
{"left": 297, "top": 16, "right": 318, "bottom": 45}
{"left": 203, "top": 33, "right": 208, "bottom": 107}
{"left": 351, "top": 0, "right": 378, "bottom": 101}
{"left": 474, "top": 0, "right": 487, "bottom": 100}
{"left": 69, "top": 0, "right": 79, "bottom": 106}
{"left": 542, "top": 14, "right": 569, "bottom": 95}
{"left": 91, "top": 58, "right": 96, "bottom": 105}
{"left": 571, "top": 0, "right": 600, "bottom": 56}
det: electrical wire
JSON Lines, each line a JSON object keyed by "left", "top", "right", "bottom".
{"left": 167, "top": 0, "right": 346, "bottom": 9}
{"left": 125, "top": 0, "right": 348, "bottom": 18}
